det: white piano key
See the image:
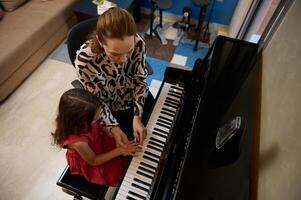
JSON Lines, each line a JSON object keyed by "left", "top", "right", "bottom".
{"left": 127, "top": 163, "right": 155, "bottom": 178}
{"left": 122, "top": 180, "right": 148, "bottom": 196}
{"left": 126, "top": 171, "right": 153, "bottom": 186}
{"left": 123, "top": 176, "right": 150, "bottom": 191}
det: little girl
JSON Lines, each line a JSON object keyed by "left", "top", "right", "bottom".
{"left": 51, "top": 88, "right": 141, "bottom": 186}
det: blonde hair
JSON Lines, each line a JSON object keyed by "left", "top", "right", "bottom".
{"left": 89, "top": 7, "right": 137, "bottom": 54}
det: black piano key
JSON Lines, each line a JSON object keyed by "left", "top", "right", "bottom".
{"left": 157, "top": 118, "right": 172, "bottom": 126}
{"left": 138, "top": 166, "right": 155, "bottom": 175}
{"left": 140, "top": 161, "right": 157, "bottom": 171}
{"left": 155, "top": 122, "right": 171, "bottom": 130}
{"left": 132, "top": 183, "right": 149, "bottom": 192}
{"left": 149, "top": 140, "right": 164, "bottom": 149}
{"left": 168, "top": 89, "right": 182, "bottom": 96}
{"left": 158, "top": 115, "right": 173, "bottom": 123}
{"left": 147, "top": 144, "right": 163, "bottom": 153}
{"left": 134, "top": 177, "right": 151, "bottom": 187}
{"left": 150, "top": 137, "right": 165, "bottom": 145}
{"left": 143, "top": 155, "right": 159, "bottom": 164}
{"left": 170, "top": 85, "right": 183, "bottom": 91}
{"left": 152, "top": 131, "right": 168, "bottom": 139}
{"left": 162, "top": 107, "right": 176, "bottom": 114}
{"left": 161, "top": 110, "right": 174, "bottom": 117}
{"left": 137, "top": 170, "right": 154, "bottom": 179}
{"left": 128, "top": 191, "right": 146, "bottom": 200}
{"left": 167, "top": 92, "right": 181, "bottom": 99}
{"left": 145, "top": 151, "right": 160, "bottom": 160}
{"left": 163, "top": 102, "right": 178, "bottom": 109}
{"left": 153, "top": 127, "right": 169, "bottom": 135}
{"left": 126, "top": 196, "right": 138, "bottom": 200}
{"left": 166, "top": 97, "right": 179, "bottom": 104}
{"left": 165, "top": 99, "right": 179, "bottom": 107}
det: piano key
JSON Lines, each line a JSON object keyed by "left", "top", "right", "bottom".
{"left": 126, "top": 196, "right": 137, "bottom": 200}
{"left": 116, "top": 190, "right": 143, "bottom": 200}
{"left": 170, "top": 85, "right": 184, "bottom": 91}
{"left": 137, "top": 170, "right": 154, "bottom": 179}
{"left": 138, "top": 166, "right": 155, "bottom": 175}
{"left": 161, "top": 110, "right": 174, "bottom": 118}
{"left": 147, "top": 144, "right": 163, "bottom": 153}
{"left": 153, "top": 127, "right": 169, "bottom": 135}
{"left": 143, "top": 154, "right": 159, "bottom": 164}
{"left": 122, "top": 180, "right": 148, "bottom": 196}
{"left": 128, "top": 191, "right": 147, "bottom": 200}
{"left": 157, "top": 118, "right": 172, "bottom": 126}
{"left": 152, "top": 131, "right": 168, "bottom": 140}
{"left": 140, "top": 161, "right": 157, "bottom": 171}
{"left": 127, "top": 170, "right": 153, "bottom": 184}
{"left": 148, "top": 140, "right": 164, "bottom": 149}
{"left": 163, "top": 102, "right": 178, "bottom": 110}
{"left": 117, "top": 186, "right": 144, "bottom": 199}
{"left": 155, "top": 122, "right": 171, "bottom": 130}
{"left": 134, "top": 177, "right": 152, "bottom": 187}
{"left": 166, "top": 96, "right": 180, "bottom": 103}
{"left": 128, "top": 161, "right": 156, "bottom": 175}
{"left": 168, "top": 89, "right": 182, "bottom": 96}
{"left": 149, "top": 137, "right": 165, "bottom": 145}
{"left": 162, "top": 107, "right": 176, "bottom": 115}
{"left": 132, "top": 182, "right": 149, "bottom": 193}
{"left": 158, "top": 115, "right": 173, "bottom": 123}
{"left": 119, "top": 186, "right": 147, "bottom": 200}
{"left": 131, "top": 157, "right": 158, "bottom": 169}
{"left": 124, "top": 176, "right": 150, "bottom": 191}
{"left": 144, "top": 151, "right": 161, "bottom": 160}
{"left": 167, "top": 90, "right": 182, "bottom": 98}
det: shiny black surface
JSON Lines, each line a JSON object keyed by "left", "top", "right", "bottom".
{"left": 151, "top": 36, "right": 258, "bottom": 200}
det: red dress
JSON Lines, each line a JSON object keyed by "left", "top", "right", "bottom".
{"left": 63, "top": 122, "right": 128, "bottom": 186}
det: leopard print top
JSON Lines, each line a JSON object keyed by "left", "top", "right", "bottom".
{"left": 74, "top": 34, "right": 149, "bottom": 128}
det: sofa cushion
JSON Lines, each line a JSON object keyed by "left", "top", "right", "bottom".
{"left": 0, "top": 0, "right": 80, "bottom": 86}
{"left": 0, "top": 0, "right": 28, "bottom": 11}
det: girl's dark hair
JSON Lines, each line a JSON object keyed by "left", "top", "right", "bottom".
{"left": 51, "top": 88, "right": 101, "bottom": 147}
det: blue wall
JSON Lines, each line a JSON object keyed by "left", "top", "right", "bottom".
{"left": 141, "top": 0, "right": 239, "bottom": 25}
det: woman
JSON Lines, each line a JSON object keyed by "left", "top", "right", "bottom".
{"left": 74, "top": 7, "right": 152, "bottom": 147}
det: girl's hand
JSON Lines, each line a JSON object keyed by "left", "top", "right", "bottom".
{"left": 111, "top": 126, "right": 129, "bottom": 148}
{"left": 133, "top": 116, "right": 147, "bottom": 144}
{"left": 118, "top": 141, "right": 142, "bottom": 156}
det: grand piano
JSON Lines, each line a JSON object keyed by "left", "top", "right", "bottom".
{"left": 113, "top": 35, "right": 259, "bottom": 200}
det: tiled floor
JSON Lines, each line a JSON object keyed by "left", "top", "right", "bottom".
{"left": 0, "top": 14, "right": 213, "bottom": 200}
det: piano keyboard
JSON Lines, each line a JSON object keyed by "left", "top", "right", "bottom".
{"left": 114, "top": 82, "right": 184, "bottom": 200}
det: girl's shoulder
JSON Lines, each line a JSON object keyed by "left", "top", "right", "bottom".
{"left": 63, "top": 133, "right": 88, "bottom": 148}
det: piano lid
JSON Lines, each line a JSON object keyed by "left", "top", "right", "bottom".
{"left": 174, "top": 36, "right": 259, "bottom": 200}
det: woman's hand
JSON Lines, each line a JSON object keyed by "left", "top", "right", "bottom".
{"left": 110, "top": 126, "right": 129, "bottom": 148}
{"left": 133, "top": 116, "right": 147, "bottom": 144}
{"left": 117, "top": 141, "right": 142, "bottom": 156}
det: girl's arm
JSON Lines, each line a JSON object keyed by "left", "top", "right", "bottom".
{"left": 69, "top": 141, "right": 141, "bottom": 166}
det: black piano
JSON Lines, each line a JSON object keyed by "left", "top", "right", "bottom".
{"left": 113, "top": 35, "right": 259, "bottom": 200}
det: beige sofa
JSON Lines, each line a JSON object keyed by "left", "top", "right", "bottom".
{"left": 0, "top": 0, "right": 80, "bottom": 102}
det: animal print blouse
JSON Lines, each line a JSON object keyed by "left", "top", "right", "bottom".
{"left": 74, "top": 34, "right": 149, "bottom": 128}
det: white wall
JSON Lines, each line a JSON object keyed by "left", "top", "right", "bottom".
{"left": 228, "top": 0, "right": 254, "bottom": 38}
{"left": 258, "top": 1, "right": 301, "bottom": 199}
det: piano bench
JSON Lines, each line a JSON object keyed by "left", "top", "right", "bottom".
{"left": 56, "top": 166, "right": 108, "bottom": 200}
